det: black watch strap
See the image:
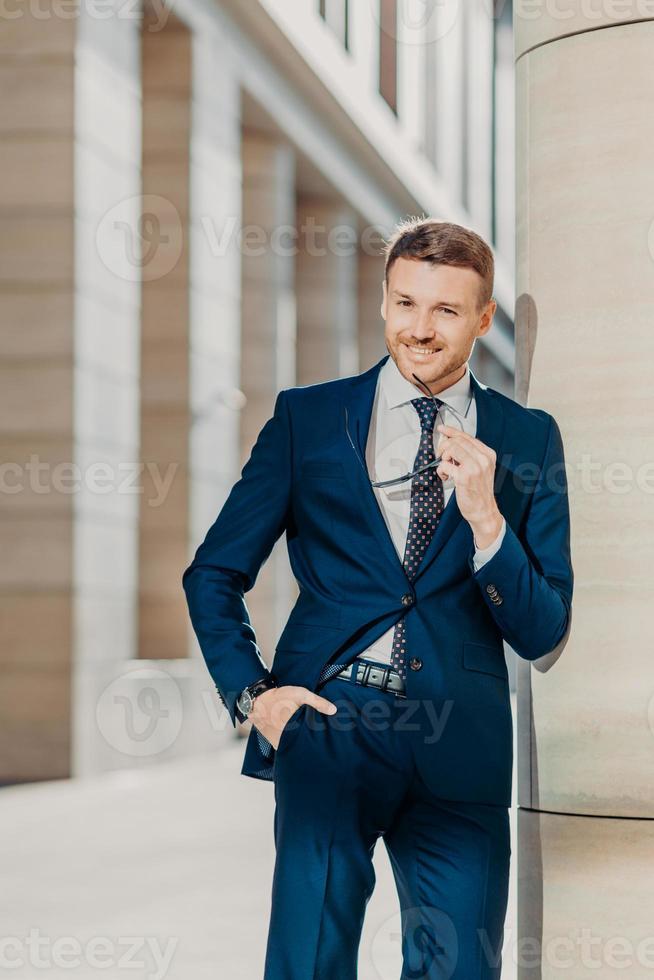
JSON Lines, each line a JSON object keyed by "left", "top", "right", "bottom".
{"left": 248, "top": 676, "right": 277, "bottom": 700}
{"left": 236, "top": 674, "right": 277, "bottom": 719}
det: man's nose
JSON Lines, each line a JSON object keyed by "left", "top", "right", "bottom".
{"left": 412, "top": 313, "right": 435, "bottom": 338}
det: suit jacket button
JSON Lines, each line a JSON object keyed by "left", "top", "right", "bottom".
{"left": 494, "top": 596, "right": 504, "bottom": 605}
{"left": 486, "top": 584, "right": 497, "bottom": 595}
{"left": 409, "top": 657, "right": 423, "bottom": 671}
{"left": 401, "top": 593, "right": 414, "bottom": 607}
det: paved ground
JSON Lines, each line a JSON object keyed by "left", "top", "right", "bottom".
{"left": 1, "top": 698, "right": 517, "bottom": 979}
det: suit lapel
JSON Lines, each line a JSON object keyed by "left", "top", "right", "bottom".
{"left": 340, "top": 356, "right": 408, "bottom": 580}
{"left": 339, "top": 355, "right": 508, "bottom": 582}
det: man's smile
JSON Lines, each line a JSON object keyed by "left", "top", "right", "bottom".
{"left": 403, "top": 343, "right": 442, "bottom": 359}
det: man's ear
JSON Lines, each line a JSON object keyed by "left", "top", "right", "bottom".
{"left": 380, "top": 279, "right": 387, "bottom": 320}
{"left": 478, "top": 298, "right": 496, "bottom": 337}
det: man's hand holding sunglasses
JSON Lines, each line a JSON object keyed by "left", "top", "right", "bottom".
{"left": 435, "top": 423, "right": 503, "bottom": 550}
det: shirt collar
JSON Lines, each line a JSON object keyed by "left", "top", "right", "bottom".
{"left": 379, "top": 354, "right": 473, "bottom": 412}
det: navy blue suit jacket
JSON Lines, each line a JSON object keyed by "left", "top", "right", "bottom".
{"left": 182, "top": 354, "right": 573, "bottom": 805}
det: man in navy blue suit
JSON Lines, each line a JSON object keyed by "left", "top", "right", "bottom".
{"left": 182, "top": 218, "right": 573, "bottom": 978}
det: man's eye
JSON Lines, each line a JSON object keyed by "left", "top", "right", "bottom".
{"left": 440, "top": 308, "right": 456, "bottom": 315}
{"left": 398, "top": 300, "right": 412, "bottom": 307}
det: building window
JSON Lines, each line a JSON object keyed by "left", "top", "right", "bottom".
{"left": 379, "top": 0, "right": 398, "bottom": 114}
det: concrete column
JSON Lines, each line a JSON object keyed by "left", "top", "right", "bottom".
{"left": 138, "top": 16, "right": 191, "bottom": 664}
{"left": 185, "top": 31, "right": 244, "bottom": 738}
{"left": 296, "top": 198, "right": 359, "bottom": 385}
{"left": 0, "top": 12, "right": 76, "bottom": 782}
{"left": 241, "top": 132, "right": 297, "bottom": 659}
{"left": 0, "top": 7, "right": 142, "bottom": 781}
{"left": 515, "top": 11, "right": 654, "bottom": 975}
{"left": 71, "top": 11, "right": 143, "bottom": 778}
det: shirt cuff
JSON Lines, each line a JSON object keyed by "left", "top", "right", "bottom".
{"left": 472, "top": 516, "right": 506, "bottom": 572}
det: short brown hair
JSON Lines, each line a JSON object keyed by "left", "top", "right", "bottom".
{"left": 383, "top": 217, "right": 494, "bottom": 312}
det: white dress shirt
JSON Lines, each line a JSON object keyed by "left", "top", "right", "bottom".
{"left": 355, "top": 355, "right": 506, "bottom": 667}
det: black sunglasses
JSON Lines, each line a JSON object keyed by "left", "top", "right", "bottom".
{"left": 345, "top": 371, "right": 472, "bottom": 489}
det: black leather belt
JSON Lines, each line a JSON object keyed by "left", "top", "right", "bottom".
{"left": 332, "top": 659, "right": 407, "bottom": 697}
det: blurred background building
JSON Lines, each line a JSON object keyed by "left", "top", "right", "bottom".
{"left": 0, "top": 0, "right": 515, "bottom": 785}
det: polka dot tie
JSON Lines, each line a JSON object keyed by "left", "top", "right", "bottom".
{"left": 390, "top": 396, "right": 445, "bottom": 679}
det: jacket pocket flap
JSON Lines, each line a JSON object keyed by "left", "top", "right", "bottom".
{"left": 463, "top": 641, "right": 507, "bottom": 679}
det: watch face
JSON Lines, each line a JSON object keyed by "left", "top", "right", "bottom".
{"left": 239, "top": 690, "right": 253, "bottom": 716}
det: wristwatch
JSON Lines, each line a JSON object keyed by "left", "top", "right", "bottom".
{"left": 236, "top": 675, "right": 277, "bottom": 720}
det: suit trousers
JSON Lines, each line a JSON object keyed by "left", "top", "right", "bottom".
{"left": 264, "top": 669, "right": 511, "bottom": 979}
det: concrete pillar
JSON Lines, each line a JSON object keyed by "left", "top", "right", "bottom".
{"left": 71, "top": 12, "right": 144, "bottom": 778}
{"left": 515, "top": 10, "right": 654, "bottom": 975}
{"left": 296, "top": 199, "right": 359, "bottom": 385}
{"left": 0, "top": 7, "right": 142, "bottom": 781}
{"left": 138, "top": 16, "right": 191, "bottom": 664}
{"left": 240, "top": 132, "right": 297, "bottom": 659}
{"left": 185, "top": 33, "right": 244, "bottom": 703}
{"left": 0, "top": 12, "right": 76, "bottom": 783}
